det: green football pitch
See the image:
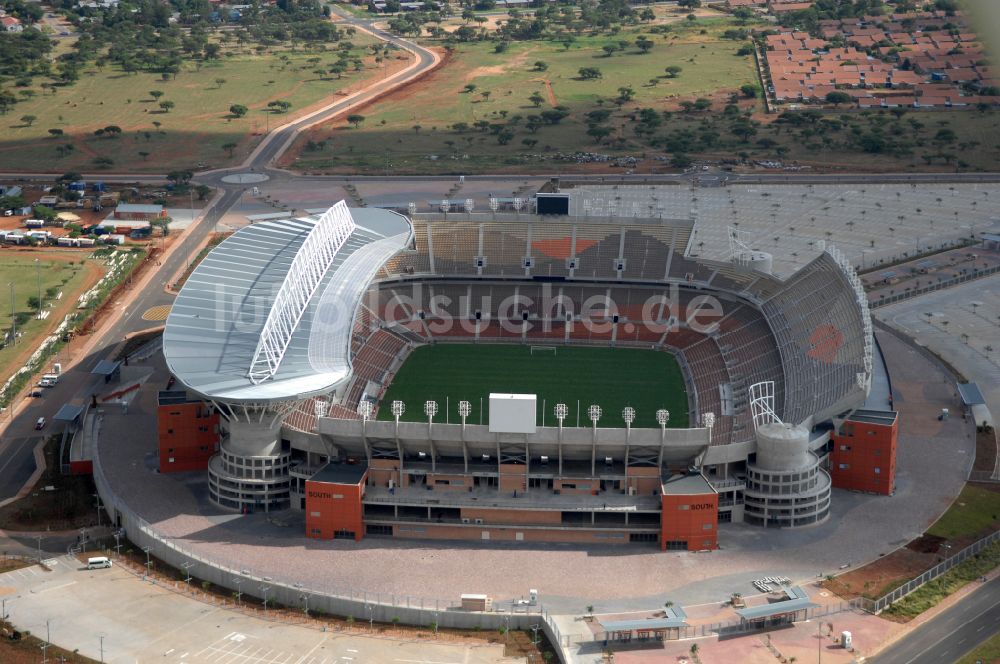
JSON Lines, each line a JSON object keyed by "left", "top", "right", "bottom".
{"left": 377, "top": 344, "right": 689, "bottom": 429}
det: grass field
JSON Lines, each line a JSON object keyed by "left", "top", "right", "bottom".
{"left": 882, "top": 541, "right": 1000, "bottom": 620}
{"left": 957, "top": 630, "right": 1000, "bottom": 664}
{"left": 289, "top": 18, "right": 760, "bottom": 173}
{"left": 927, "top": 484, "right": 1000, "bottom": 541}
{"left": 0, "top": 35, "right": 387, "bottom": 173}
{"left": 376, "top": 344, "right": 689, "bottom": 429}
{"left": 0, "top": 251, "right": 98, "bottom": 383}
{"left": 288, "top": 10, "right": 1000, "bottom": 174}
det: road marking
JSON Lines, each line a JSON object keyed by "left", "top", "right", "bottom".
{"left": 165, "top": 649, "right": 175, "bottom": 655}
{"left": 291, "top": 635, "right": 328, "bottom": 664}
{"left": 38, "top": 580, "right": 76, "bottom": 593}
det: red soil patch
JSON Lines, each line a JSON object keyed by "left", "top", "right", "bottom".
{"left": 532, "top": 237, "right": 597, "bottom": 260}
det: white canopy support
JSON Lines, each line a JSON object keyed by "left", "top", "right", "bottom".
{"left": 247, "top": 202, "right": 356, "bottom": 384}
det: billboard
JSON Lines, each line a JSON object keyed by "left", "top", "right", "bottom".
{"left": 489, "top": 393, "right": 537, "bottom": 434}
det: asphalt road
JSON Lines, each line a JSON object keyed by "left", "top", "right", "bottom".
{"left": 872, "top": 575, "right": 1000, "bottom": 664}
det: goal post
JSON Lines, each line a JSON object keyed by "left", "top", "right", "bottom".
{"left": 529, "top": 345, "right": 557, "bottom": 356}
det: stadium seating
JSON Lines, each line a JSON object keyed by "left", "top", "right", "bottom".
{"left": 341, "top": 219, "right": 870, "bottom": 448}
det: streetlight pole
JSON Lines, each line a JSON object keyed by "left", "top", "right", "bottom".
{"left": 261, "top": 585, "right": 270, "bottom": 615}
{"left": 99, "top": 633, "right": 105, "bottom": 663}
{"left": 34, "top": 259, "right": 41, "bottom": 320}
{"left": 232, "top": 578, "right": 243, "bottom": 606}
{"left": 35, "top": 535, "right": 42, "bottom": 563}
{"left": 9, "top": 282, "right": 15, "bottom": 346}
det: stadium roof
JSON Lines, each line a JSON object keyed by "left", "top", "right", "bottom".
{"left": 163, "top": 204, "right": 412, "bottom": 404}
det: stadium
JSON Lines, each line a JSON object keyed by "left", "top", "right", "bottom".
{"left": 161, "top": 197, "right": 893, "bottom": 551}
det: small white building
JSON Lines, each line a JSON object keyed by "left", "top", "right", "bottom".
{"left": 1, "top": 16, "right": 23, "bottom": 33}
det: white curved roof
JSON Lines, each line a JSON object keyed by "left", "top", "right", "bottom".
{"left": 163, "top": 205, "right": 412, "bottom": 403}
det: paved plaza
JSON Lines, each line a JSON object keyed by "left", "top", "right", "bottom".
{"left": 877, "top": 274, "right": 1000, "bottom": 454}
{"left": 0, "top": 556, "right": 516, "bottom": 664}
{"left": 94, "top": 327, "right": 972, "bottom": 617}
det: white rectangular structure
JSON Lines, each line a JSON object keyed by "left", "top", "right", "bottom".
{"left": 489, "top": 393, "right": 537, "bottom": 434}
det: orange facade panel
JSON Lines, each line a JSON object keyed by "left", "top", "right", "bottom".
{"left": 830, "top": 413, "right": 898, "bottom": 495}
{"left": 661, "top": 492, "right": 718, "bottom": 552}
{"left": 157, "top": 402, "right": 220, "bottom": 473}
{"left": 305, "top": 466, "right": 368, "bottom": 541}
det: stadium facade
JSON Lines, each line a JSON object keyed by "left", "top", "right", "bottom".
{"left": 161, "top": 201, "right": 896, "bottom": 551}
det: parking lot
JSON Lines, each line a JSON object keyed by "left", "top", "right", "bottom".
{"left": 0, "top": 556, "right": 517, "bottom": 664}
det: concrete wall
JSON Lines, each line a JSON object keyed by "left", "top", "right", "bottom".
{"left": 319, "top": 418, "right": 723, "bottom": 464}
{"left": 227, "top": 418, "right": 283, "bottom": 457}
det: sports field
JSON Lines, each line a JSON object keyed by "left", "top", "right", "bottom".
{"left": 377, "top": 344, "right": 688, "bottom": 429}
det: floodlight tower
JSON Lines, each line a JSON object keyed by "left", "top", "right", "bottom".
{"left": 464, "top": 198, "right": 474, "bottom": 213}
{"left": 513, "top": 197, "right": 524, "bottom": 216}
{"left": 358, "top": 400, "right": 373, "bottom": 464}
{"left": 424, "top": 400, "right": 439, "bottom": 470}
{"left": 702, "top": 411, "right": 715, "bottom": 445}
{"left": 489, "top": 197, "right": 499, "bottom": 216}
{"left": 440, "top": 200, "right": 450, "bottom": 214}
{"left": 588, "top": 404, "right": 602, "bottom": 476}
{"left": 656, "top": 409, "right": 670, "bottom": 467}
{"left": 622, "top": 407, "right": 636, "bottom": 467}
{"left": 391, "top": 400, "right": 405, "bottom": 472}
{"left": 407, "top": 202, "right": 417, "bottom": 216}
{"left": 554, "top": 403, "right": 568, "bottom": 475}
{"left": 458, "top": 400, "right": 472, "bottom": 472}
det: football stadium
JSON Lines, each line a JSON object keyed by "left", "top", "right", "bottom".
{"left": 161, "top": 197, "right": 894, "bottom": 552}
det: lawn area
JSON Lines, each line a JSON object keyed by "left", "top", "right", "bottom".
{"left": 0, "top": 249, "right": 100, "bottom": 384}
{"left": 376, "top": 344, "right": 689, "bottom": 429}
{"left": 882, "top": 541, "right": 1000, "bottom": 621}
{"left": 0, "top": 36, "right": 387, "bottom": 173}
{"left": 927, "top": 484, "right": 1000, "bottom": 541}
{"left": 289, "top": 19, "right": 760, "bottom": 174}
{"left": 957, "top": 630, "right": 1000, "bottom": 664}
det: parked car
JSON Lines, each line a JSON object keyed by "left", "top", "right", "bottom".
{"left": 34, "top": 417, "right": 45, "bottom": 430}
{"left": 28, "top": 390, "right": 42, "bottom": 398}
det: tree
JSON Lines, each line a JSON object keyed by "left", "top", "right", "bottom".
{"left": 149, "top": 90, "right": 165, "bottom": 102}
{"left": 222, "top": 142, "right": 237, "bottom": 157}
{"left": 578, "top": 67, "right": 603, "bottom": 80}
{"left": 825, "top": 91, "right": 852, "bottom": 107}
{"left": 463, "top": 84, "right": 477, "bottom": 94}
{"left": 138, "top": 151, "right": 150, "bottom": 161}
{"left": 20, "top": 115, "right": 36, "bottom": 127}
{"left": 159, "top": 100, "right": 175, "bottom": 113}
{"left": 587, "top": 126, "right": 611, "bottom": 143}
{"left": 601, "top": 44, "right": 617, "bottom": 58}
{"left": 533, "top": 61, "right": 548, "bottom": 72}
{"left": 215, "top": 78, "right": 227, "bottom": 88}
{"left": 529, "top": 92, "right": 545, "bottom": 108}
{"left": 0, "top": 90, "right": 17, "bottom": 115}
{"left": 229, "top": 104, "right": 248, "bottom": 119}
{"left": 412, "top": 125, "right": 422, "bottom": 134}
{"left": 670, "top": 153, "right": 693, "bottom": 169}
{"left": 635, "top": 36, "right": 654, "bottom": 53}
{"left": 678, "top": 0, "right": 701, "bottom": 8}
{"left": 347, "top": 114, "right": 366, "bottom": 128}
{"left": 664, "top": 65, "right": 683, "bottom": 78}
{"left": 740, "top": 84, "right": 758, "bottom": 98}
{"left": 167, "top": 170, "right": 193, "bottom": 187}
{"left": 48, "top": 129, "right": 63, "bottom": 137}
